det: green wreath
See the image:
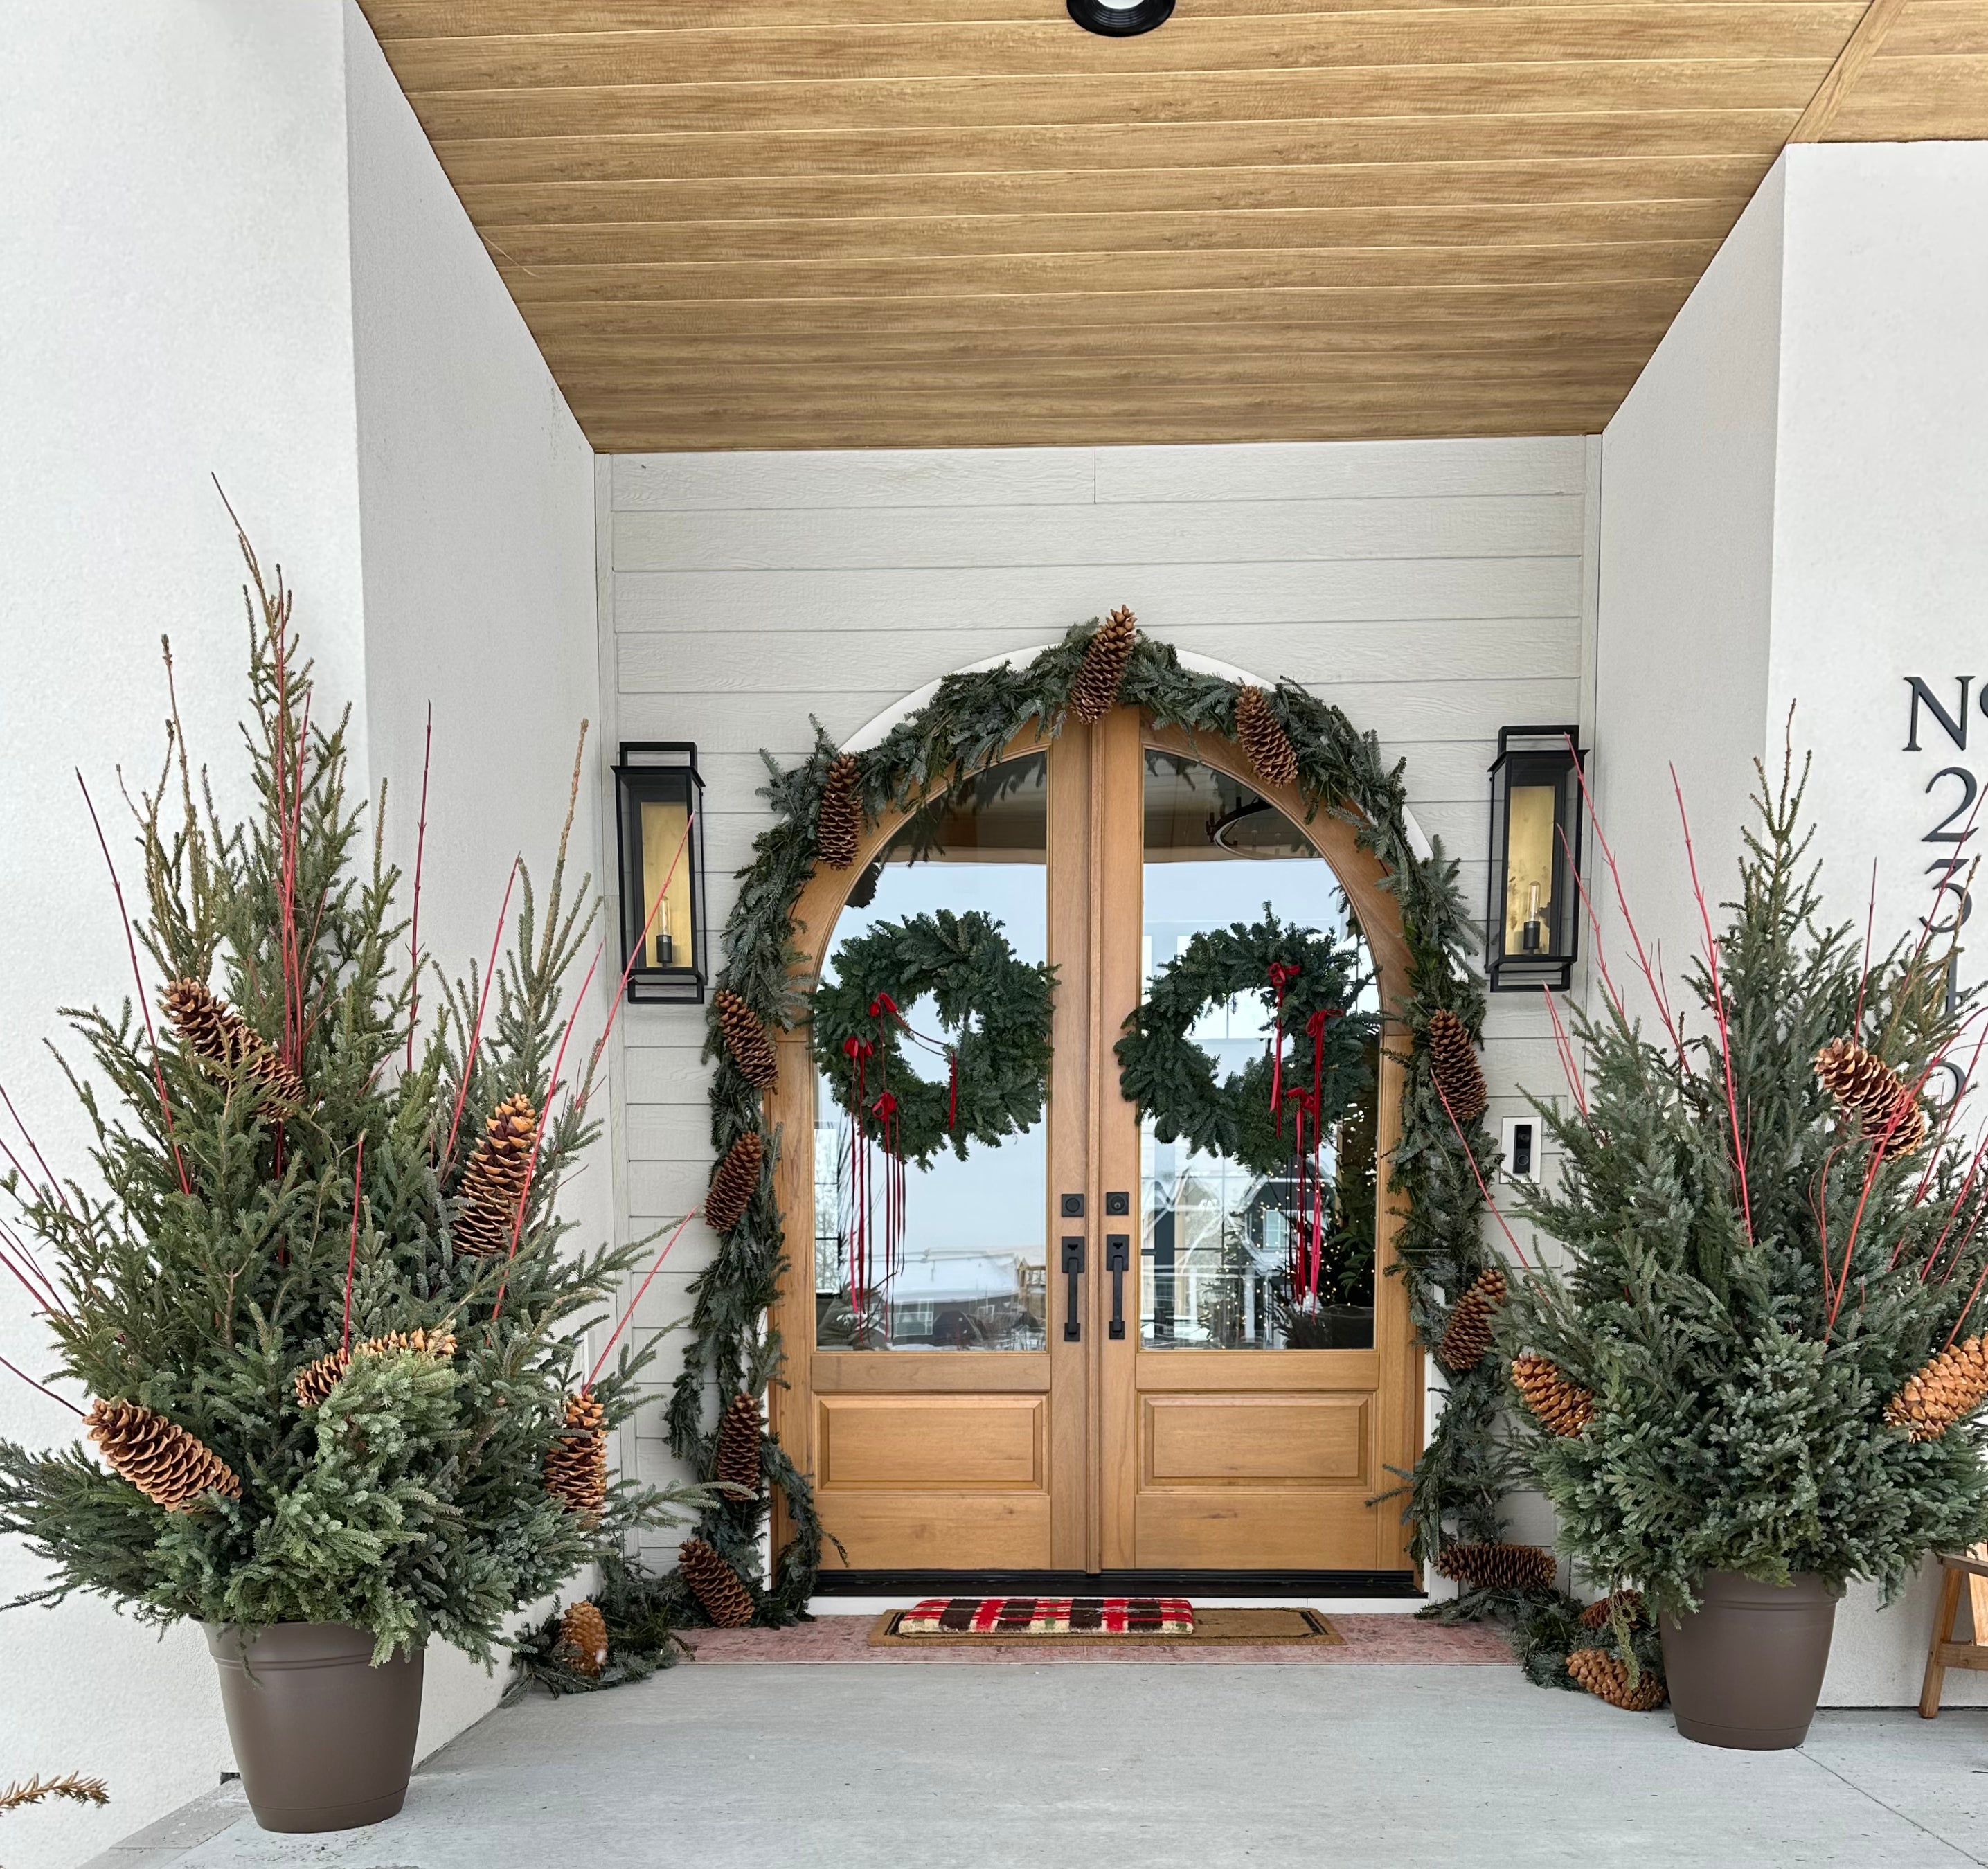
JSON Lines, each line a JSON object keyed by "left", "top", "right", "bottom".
{"left": 809, "top": 909, "right": 1056, "bottom": 1168}
{"left": 1116, "top": 909, "right": 1377, "bottom": 1179}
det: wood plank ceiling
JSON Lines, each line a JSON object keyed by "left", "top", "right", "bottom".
{"left": 361, "top": 0, "right": 1988, "bottom": 451}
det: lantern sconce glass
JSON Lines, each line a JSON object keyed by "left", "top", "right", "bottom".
{"left": 613, "top": 742, "right": 708, "bottom": 1004}
{"left": 1485, "top": 726, "right": 1585, "bottom": 992}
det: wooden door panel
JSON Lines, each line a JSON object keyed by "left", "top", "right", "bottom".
{"left": 1136, "top": 1491, "right": 1389, "bottom": 1571}
{"left": 818, "top": 1492, "right": 1054, "bottom": 1571}
{"left": 816, "top": 1393, "right": 1046, "bottom": 1489}
{"left": 1143, "top": 1394, "right": 1368, "bottom": 1486}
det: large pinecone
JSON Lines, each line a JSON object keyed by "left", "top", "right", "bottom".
{"left": 292, "top": 1349, "right": 350, "bottom": 1409}
{"left": 163, "top": 978, "right": 303, "bottom": 1116}
{"left": 679, "top": 1536, "right": 756, "bottom": 1628}
{"left": 294, "top": 1327, "right": 456, "bottom": 1409}
{"left": 1435, "top": 1540, "right": 1556, "bottom": 1594}
{"left": 1235, "top": 686, "right": 1298, "bottom": 788}
{"left": 816, "top": 754, "right": 862, "bottom": 870}
{"left": 1816, "top": 1037, "right": 1928, "bottom": 1156}
{"left": 1425, "top": 1009, "right": 1488, "bottom": 1123}
{"left": 1512, "top": 1352, "right": 1595, "bottom": 1436}
{"left": 1071, "top": 606, "right": 1137, "bottom": 724}
{"left": 1567, "top": 1647, "right": 1666, "bottom": 1711}
{"left": 1579, "top": 1589, "right": 1645, "bottom": 1631}
{"left": 713, "top": 988, "right": 778, "bottom": 1090}
{"left": 85, "top": 1399, "right": 241, "bottom": 1512}
{"left": 544, "top": 1391, "right": 608, "bottom": 1519}
{"left": 715, "top": 1391, "right": 762, "bottom": 1496}
{"left": 1886, "top": 1335, "right": 1988, "bottom": 1441}
{"left": 1438, "top": 1266, "right": 1507, "bottom": 1373}
{"left": 559, "top": 1599, "right": 609, "bottom": 1678}
{"left": 452, "top": 1094, "right": 539, "bottom": 1258}
{"left": 704, "top": 1130, "right": 764, "bottom": 1235}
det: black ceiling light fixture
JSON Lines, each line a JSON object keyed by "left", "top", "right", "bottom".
{"left": 1068, "top": 0, "right": 1174, "bottom": 36}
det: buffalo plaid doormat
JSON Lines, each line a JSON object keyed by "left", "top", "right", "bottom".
{"left": 897, "top": 1597, "right": 1194, "bottom": 1636}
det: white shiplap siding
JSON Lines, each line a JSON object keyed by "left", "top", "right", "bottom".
{"left": 600, "top": 438, "right": 1598, "bottom": 1542}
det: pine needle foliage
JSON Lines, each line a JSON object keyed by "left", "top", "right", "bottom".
{"left": 505, "top": 1554, "right": 688, "bottom": 1699}
{"left": 684, "top": 616, "right": 1503, "bottom": 1614}
{"left": 1509, "top": 752, "right": 1988, "bottom": 1618}
{"left": 0, "top": 529, "right": 707, "bottom": 1663}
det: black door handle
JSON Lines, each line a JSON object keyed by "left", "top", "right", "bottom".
{"left": 1061, "top": 1236, "right": 1085, "bottom": 1341}
{"left": 1107, "top": 1235, "right": 1129, "bottom": 1339}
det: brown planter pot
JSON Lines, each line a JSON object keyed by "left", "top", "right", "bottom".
{"left": 204, "top": 1622, "right": 423, "bottom": 1832}
{"left": 1658, "top": 1571, "right": 1838, "bottom": 1750}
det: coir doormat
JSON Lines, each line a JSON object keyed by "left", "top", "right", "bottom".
{"left": 872, "top": 1598, "right": 1342, "bottom": 1647}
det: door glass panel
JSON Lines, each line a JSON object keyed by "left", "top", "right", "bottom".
{"left": 814, "top": 753, "right": 1049, "bottom": 1351}
{"left": 1140, "top": 753, "right": 1379, "bottom": 1350}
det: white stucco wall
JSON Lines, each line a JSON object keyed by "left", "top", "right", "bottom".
{"left": 1596, "top": 142, "right": 1988, "bottom": 1706}
{"left": 0, "top": 8, "right": 602, "bottom": 1864}
{"left": 341, "top": 2, "right": 608, "bottom": 1761}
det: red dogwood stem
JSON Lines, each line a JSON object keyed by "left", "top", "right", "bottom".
{"left": 341, "top": 1134, "right": 368, "bottom": 1354}
{"left": 443, "top": 859, "right": 519, "bottom": 1165}
{"left": 587, "top": 1208, "right": 698, "bottom": 1388}
{"left": 1672, "top": 767, "right": 1753, "bottom": 1247}
{"left": 78, "top": 773, "right": 189, "bottom": 1197}
{"left": 407, "top": 702, "right": 433, "bottom": 1074}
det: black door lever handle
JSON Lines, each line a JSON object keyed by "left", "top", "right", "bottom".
{"left": 1061, "top": 1236, "right": 1085, "bottom": 1342}
{"left": 1107, "top": 1235, "right": 1129, "bottom": 1339}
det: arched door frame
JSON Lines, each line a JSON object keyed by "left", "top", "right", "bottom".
{"left": 767, "top": 672, "right": 1423, "bottom": 1574}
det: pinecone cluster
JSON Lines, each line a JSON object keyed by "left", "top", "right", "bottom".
{"left": 1567, "top": 1647, "right": 1666, "bottom": 1712}
{"left": 544, "top": 1391, "right": 608, "bottom": 1519}
{"left": 1235, "top": 686, "right": 1298, "bottom": 788}
{"left": 704, "top": 1130, "right": 764, "bottom": 1235}
{"left": 1438, "top": 1265, "right": 1507, "bottom": 1373}
{"left": 1886, "top": 1335, "right": 1988, "bottom": 1442}
{"left": 84, "top": 1399, "right": 241, "bottom": 1512}
{"left": 713, "top": 988, "right": 778, "bottom": 1090}
{"left": 559, "top": 1598, "right": 609, "bottom": 1678}
{"left": 1425, "top": 1010, "right": 1488, "bottom": 1123}
{"left": 1071, "top": 606, "right": 1137, "bottom": 724}
{"left": 451, "top": 1094, "right": 539, "bottom": 1258}
{"left": 1816, "top": 1037, "right": 1928, "bottom": 1156}
{"left": 816, "top": 753, "right": 862, "bottom": 871}
{"left": 1579, "top": 1589, "right": 1646, "bottom": 1631}
{"left": 1435, "top": 1540, "right": 1557, "bottom": 1594}
{"left": 294, "top": 1326, "right": 458, "bottom": 1408}
{"left": 163, "top": 978, "right": 303, "bottom": 1116}
{"left": 716, "top": 1391, "right": 762, "bottom": 1496}
{"left": 1512, "top": 1352, "right": 1595, "bottom": 1436}
{"left": 679, "top": 1535, "right": 755, "bottom": 1628}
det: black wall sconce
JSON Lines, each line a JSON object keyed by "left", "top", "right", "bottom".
{"left": 1485, "top": 726, "right": 1585, "bottom": 992}
{"left": 613, "top": 743, "right": 707, "bottom": 1003}
{"left": 1068, "top": 0, "right": 1174, "bottom": 35}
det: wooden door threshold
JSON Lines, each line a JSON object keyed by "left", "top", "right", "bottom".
{"left": 812, "top": 1568, "right": 1424, "bottom": 1598}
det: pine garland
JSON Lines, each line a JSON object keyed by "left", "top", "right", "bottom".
{"left": 678, "top": 614, "right": 1499, "bottom": 1629}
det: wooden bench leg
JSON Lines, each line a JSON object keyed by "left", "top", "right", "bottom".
{"left": 1922, "top": 1565, "right": 1965, "bottom": 1719}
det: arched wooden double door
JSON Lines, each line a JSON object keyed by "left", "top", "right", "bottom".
{"left": 769, "top": 708, "right": 1421, "bottom": 1582}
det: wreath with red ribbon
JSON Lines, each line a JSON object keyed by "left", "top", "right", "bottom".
{"left": 811, "top": 910, "right": 1057, "bottom": 1318}
{"left": 1116, "top": 911, "right": 1376, "bottom": 1309}
{"left": 1118, "top": 906, "right": 1374, "bottom": 1164}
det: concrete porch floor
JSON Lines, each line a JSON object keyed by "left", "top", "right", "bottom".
{"left": 93, "top": 1663, "right": 1988, "bottom": 1869}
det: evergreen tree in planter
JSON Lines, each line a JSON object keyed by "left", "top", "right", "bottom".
{"left": 0, "top": 535, "right": 704, "bottom": 1830}
{"left": 1505, "top": 753, "right": 1988, "bottom": 1747}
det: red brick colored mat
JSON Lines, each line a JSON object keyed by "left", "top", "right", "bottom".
{"left": 895, "top": 1596, "right": 1195, "bottom": 1637}
{"left": 681, "top": 1612, "right": 1511, "bottom": 1665}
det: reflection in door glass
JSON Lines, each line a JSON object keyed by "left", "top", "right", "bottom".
{"left": 1140, "top": 753, "right": 1379, "bottom": 1350}
{"left": 814, "top": 755, "right": 1048, "bottom": 1351}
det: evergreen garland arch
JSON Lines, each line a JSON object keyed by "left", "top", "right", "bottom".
{"left": 672, "top": 616, "right": 1510, "bottom": 1624}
